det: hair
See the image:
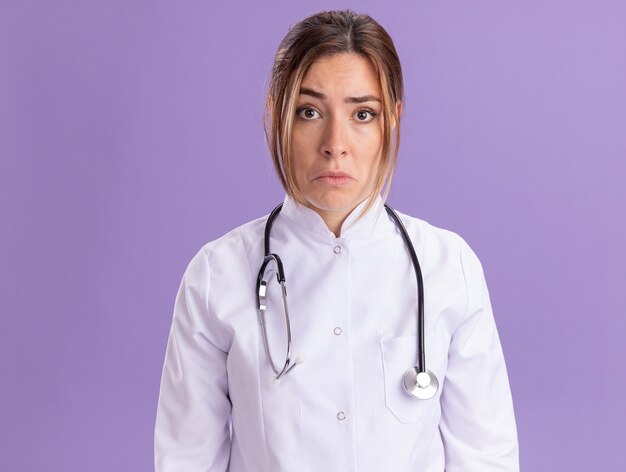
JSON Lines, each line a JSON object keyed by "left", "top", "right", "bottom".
{"left": 264, "top": 9, "right": 404, "bottom": 218}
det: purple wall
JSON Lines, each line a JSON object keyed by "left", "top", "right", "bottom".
{"left": 2, "top": 1, "right": 625, "bottom": 470}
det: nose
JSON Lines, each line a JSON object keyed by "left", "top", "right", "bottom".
{"left": 320, "top": 115, "right": 347, "bottom": 159}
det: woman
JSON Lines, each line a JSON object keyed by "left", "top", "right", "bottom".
{"left": 155, "top": 10, "right": 519, "bottom": 471}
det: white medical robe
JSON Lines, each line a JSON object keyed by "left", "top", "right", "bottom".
{"left": 155, "top": 194, "right": 519, "bottom": 471}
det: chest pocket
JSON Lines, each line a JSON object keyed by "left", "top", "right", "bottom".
{"left": 380, "top": 335, "right": 448, "bottom": 424}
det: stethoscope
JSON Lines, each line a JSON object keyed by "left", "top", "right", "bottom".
{"left": 255, "top": 202, "right": 439, "bottom": 400}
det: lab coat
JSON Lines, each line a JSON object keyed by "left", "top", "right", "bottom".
{"left": 154, "top": 194, "right": 519, "bottom": 471}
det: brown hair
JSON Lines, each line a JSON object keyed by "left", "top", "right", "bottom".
{"left": 264, "top": 9, "right": 404, "bottom": 217}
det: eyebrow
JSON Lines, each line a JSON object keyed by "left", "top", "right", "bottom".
{"left": 299, "top": 87, "right": 381, "bottom": 104}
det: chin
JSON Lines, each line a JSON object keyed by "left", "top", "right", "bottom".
{"left": 305, "top": 191, "right": 362, "bottom": 213}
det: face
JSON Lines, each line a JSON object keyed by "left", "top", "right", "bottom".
{"left": 290, "top": 53, "right": 392, "bottom": 222}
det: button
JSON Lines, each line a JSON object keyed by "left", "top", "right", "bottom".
{"left": 333, "top": 327, "right": 342, "bottom": 335}
{"left": 333, "top": 245, "right": 342, "bottom": 254}
{"left": 337, "top": 411, "right": 346, "bottom": 421}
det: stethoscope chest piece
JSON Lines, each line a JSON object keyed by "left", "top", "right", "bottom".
{"left": 403, "top": 367, "right": 439, "bottom": 400}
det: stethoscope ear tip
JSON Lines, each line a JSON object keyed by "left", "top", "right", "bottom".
{"left": 270, "top": 355, "right": 305, "bottom": 386}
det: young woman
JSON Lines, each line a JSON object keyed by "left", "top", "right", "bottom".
{"left": 155, "top": 10, "right": 519, "bottom": 471}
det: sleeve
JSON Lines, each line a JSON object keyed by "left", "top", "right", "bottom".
{"left": 154, "top": 248, "right": 232, "bottom": 471}
{"left": 439, "top": 239, "right": 519, "bottom": 471}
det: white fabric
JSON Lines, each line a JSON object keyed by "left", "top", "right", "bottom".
{"left": 154, "top": 194, "right": 519, "bottom": 471}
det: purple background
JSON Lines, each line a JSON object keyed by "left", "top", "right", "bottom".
{"left": 2, "top": 1, "right": 625, "bottom": 470}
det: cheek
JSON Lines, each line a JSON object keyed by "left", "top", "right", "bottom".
{"left": 292, "top": 126, "right": 318, "bottom": 152}
{"left": 355, "top": 137, "right": 383, "bottom": 176}
{"left": 290, "top": 135, "right": 314, "bottom": 184}
{"left": 364, "top": 159, "right": 381, "bottom": 186}
{"left": 291, "top": 159, "right": 308, "bottom": 186}
{"left": 355, "top": 120, "right": 384, "bottom": 150}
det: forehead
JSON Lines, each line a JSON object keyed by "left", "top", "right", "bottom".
{"left": 300, "top": 53, "right": 381, "bottom": 94}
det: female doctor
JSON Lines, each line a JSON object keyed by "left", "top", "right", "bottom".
{"left": 154, "top": 9, "right": 519, "bottom": 472}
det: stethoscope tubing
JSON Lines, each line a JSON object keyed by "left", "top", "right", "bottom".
{"left": 256, "top": 200, "right": 439, "bottom": 399}
{"left": 383, "top": 204, "right": 427, "bottom": 373}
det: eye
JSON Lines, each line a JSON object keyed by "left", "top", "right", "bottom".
{"left": 353, "top": 108, "right": 378, "bottom": 123}
{"left": 296, "top": 107, "right": 320, "bottom": 120}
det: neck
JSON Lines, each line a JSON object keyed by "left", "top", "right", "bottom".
{"left": 304, "top": 198, "right": 370, "bottom": 238}
{"left": 317, "top": 209, "right": 349, "bottom": 237}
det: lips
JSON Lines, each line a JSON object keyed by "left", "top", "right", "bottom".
{"left": 314, "top": 170, "right": 353, "bottom": 179}
{"left": 314, "top": 170, "right": 354, "bottom": 186}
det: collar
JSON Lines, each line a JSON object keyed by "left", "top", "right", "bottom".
{"left": 280, "top": 193, "right": 387, "bottom": 240}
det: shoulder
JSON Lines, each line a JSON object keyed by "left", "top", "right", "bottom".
{"left": 202, "top": 214, "right": 267, "bottom": 261}
{"left": 180, "top": 213, "right": 269, "bottom": 281}
{"left": 391, "top": 207, "right": 481, "bottom": 270}
{"left": 389, "top": 207, "right": 487, "bottom": 318}
{"left": 180, "top": 215, "right": 268, "bottom": 279}
{"left": 172, "top": 214, "right": 269, "bottom": 343}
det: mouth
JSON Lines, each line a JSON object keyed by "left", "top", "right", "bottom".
{"left": 314, "top": 171, "right": 354, "bottom": 186}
